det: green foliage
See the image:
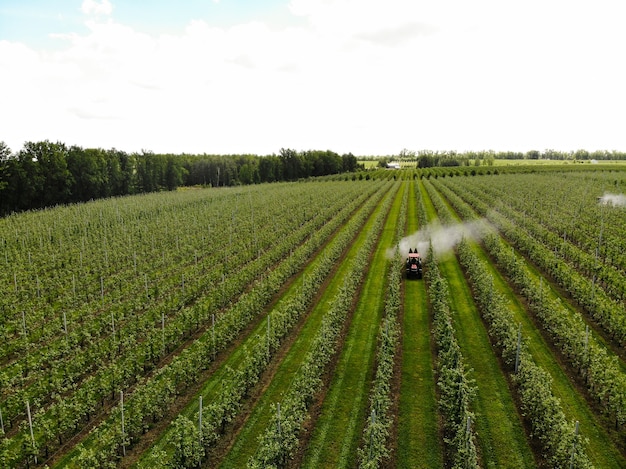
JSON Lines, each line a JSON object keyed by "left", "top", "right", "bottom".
{"left": 438, "top": 173, "right": 626, "bottom": 436}
{"left": 0, "top": 142, "right": 362, "bottom": 215}
{"left": 0, "top": 181, "right": 388, "bottom": 468}
{"left": 457, "top": 236, "right": 594, "bottom": 468}
{"left": 2, "top": 170, "right": 625, "bottom": 468}
{"left": 249, "top": 184, "right": 395, "bottom": 468}
{"left": 357, "top": 184, "right": 408, "bottom": 468}
{"left": 425, "top": 248, "right": 479, "bottom": 468}
{"left": 171, "top": 416, "right": 204, "bottom": 469}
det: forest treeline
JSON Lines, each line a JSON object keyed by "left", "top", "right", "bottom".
{"left": 3, "top": 139, "right": 626, "bottom": 216}
{"left": 0, "top": 141, "right": 360, "bottom": 215}
{"left": 373, "top": 148, "right": 626, "bottom": 168}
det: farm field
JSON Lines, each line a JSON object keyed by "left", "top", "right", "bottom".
{"left": 1, "top": 168, "right": 626, "bottom": 468}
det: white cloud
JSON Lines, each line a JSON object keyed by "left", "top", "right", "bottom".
{"left": 81, "top": 0, "right": 113, "bottom": 16}
{"left": 0, "top": 0, "right": 625, "bottom": 155}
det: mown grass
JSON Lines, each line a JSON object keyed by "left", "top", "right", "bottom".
{"left": 218, "top": 183, "right": 401, "bottom": 468}
{"left": 300, "top": 183, "right": 405, "bottom": 469}
{"left": 396, "top": 179, "right": 443, "bottom": 468}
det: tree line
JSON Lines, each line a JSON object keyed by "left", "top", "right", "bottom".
{"left": 368, "top": 148, "right": 626, "bottom": 169}
{"left": 0, "top": 141, "right": 360, "bottom": 215}
{"left": 413, "top": 148, "right": 626, "bottom": 168}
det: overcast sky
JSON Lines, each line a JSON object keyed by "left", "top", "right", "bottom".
{"left": 1, "top": 0, "right": 624, "bottom": 156}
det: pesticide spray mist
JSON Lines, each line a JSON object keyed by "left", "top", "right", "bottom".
{"left": 598, "top": 193, "right": 626, "bottom": 207}
{"left": 389, "top": 219, "right": 488, "bottom": 259}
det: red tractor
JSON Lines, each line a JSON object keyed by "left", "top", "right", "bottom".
{"left": 405, "top": 249, "right": 423, "bottom": 279}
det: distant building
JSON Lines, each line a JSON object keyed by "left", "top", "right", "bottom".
{"left": 386, "top": 162, "right": 401, "bottom": 169}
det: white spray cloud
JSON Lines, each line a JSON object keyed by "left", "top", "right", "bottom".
{"left": 389, "top": 219, "right": 488, "bottom": 259}
{"left": 598, "top": 193, "right": 626, "bottom": 207}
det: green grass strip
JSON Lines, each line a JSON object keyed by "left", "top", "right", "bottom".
{"left": 396, "top": 179, "right": 443, "bottom": 468}
{"left": 300, "top": 182, "right": 405, "bottom": 469}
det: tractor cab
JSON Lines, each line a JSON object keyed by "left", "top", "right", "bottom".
{"left": 405, "top": 248, "right": 423, "bottom": 279}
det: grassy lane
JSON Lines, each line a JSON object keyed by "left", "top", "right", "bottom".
{"left": 396, "top": 180, "right": 443, "bottom": 468}
{"left": 300, "top": 182, "right": 405, "bottom": 469}
{"left": 217, "top": 183, "right": 401, "bottom": 469}
{"left": 422, "top": 180, "right": 536, "bottom": 468}
{"left": 431, "top": 178, "right": 626, "bottom": 468}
